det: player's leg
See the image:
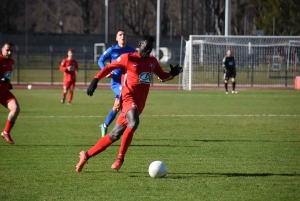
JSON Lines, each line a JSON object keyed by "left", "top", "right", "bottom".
{"left": 67, "top": 82, "right": 75, "bottom": 105}
{"left": 76, "top": 123, "right": 126, "bottom": 172}
{"left": 61, "top": 81, "right": 69, "bottom": 104}
{"left": 100, "top": 98, "right": 120, "bottom": 136}
{"left": 1, "top": 93, "right": 20, "bottom": 144}
{"left": 99, "top": 84, "right": 121, "bottom": 137}
{"left": 231, "top": 71, "right": 237, "bottom": 94}
{"left": 111, "top": 108, "right": 139, "bottom": 171}
{"left": 224, "top": 73, "right": 229, "bottom": 94}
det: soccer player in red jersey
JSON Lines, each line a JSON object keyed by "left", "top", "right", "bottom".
{"left": 0, "top": 42, "right": 20, "bottom": 144}
{"left": 59, "top": 49, "right": 78, "bottom": 105}
{"left": 76, "top": 34, "right": 182, "bottom": 172}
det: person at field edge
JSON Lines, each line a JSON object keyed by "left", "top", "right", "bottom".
{"left": 0, "top": 42, "right": 20, "bottom": 144}
{"left": 59, "top": 49, "right": 79, "bottom": 105}
{"left": 98, "top": 30, "right": 136, "bottom": 137}
{"left": 223, "top": 49, "right": 237, "bottom": 94}
{"left": 76, "top": 34, "right": 182, "bottom": 172}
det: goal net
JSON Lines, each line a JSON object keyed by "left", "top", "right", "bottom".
{"left": 182, "top": 36, "right": 300, "bottom": 90}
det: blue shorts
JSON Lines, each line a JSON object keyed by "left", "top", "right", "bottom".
{"left": 111, "top": 84, "right": 121, "bottom": 99}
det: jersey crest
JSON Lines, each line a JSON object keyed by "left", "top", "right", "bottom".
{"left": 149, "top": 63, "right": 154, "bottom": 68}
{"left": 139, "top": 72, "right": 152, "bottom": 84}
{"left": 4, "top": 71, "right": 11, "bottom": 80}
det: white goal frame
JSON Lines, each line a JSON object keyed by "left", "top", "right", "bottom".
{"left": 94, "top": 43, "right": 106, "bottom": 63}
{"left": 184, "top": 35, "right": 300, "bottom": 90}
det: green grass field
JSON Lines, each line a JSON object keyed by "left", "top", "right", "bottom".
{"left": 0, "top": 89, "right": 300, "bottom": 201}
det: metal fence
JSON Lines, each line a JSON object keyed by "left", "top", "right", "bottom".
{"left": 2, "top": 33, "right": 300, "bottom": 89}
{"left": 1, "top": 33, "right": 183, "bottom": 86}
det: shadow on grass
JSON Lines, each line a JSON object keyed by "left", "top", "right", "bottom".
{"left": 136, "top": 139, "right": 300, "bottom": 143}
{"left": 127, "top": 172, "right": 300, "bottom": 178}
{"left": 167, "top": 172, "right": 300, "bottom": 178}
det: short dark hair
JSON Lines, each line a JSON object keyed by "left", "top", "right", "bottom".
{"left": 116, "top": 30, "right": 125, "bottom": 35}
{"left": 3, "top": 42, "right": 14, "bottom": 47}
{"left": 141, "top": 34, "right": 154, "bottom": 43}
{"left": 68, "top": 49, "right": 74, "bottom": 53}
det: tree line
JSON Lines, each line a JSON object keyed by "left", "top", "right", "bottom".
{"left": 0, "top": 0, "right": 299, "bottom": 37}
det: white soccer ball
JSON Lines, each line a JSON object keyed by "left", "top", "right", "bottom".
{"left": 27, "top": 85, "right": 32, "bottom": 90}
{"left": 148, "top": 161, "right": 167, "bottom": 178}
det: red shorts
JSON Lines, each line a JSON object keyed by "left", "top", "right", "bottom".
{"left": 63, "top": 81, "right": 75, "bottom": 90}
{"left": 0, "top": 91, "right": 16, "bottom": 107}
{"left": 116, "top": 101, "right": 139, "bottom": 126}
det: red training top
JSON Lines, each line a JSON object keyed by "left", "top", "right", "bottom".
{"left": 94, "top": 52, "right": 172, "bottom": 114}
{"left": 0, "top": 54, "right": 14, "bottom": 93}
{"left": 59, "top": 58, "right": 78, "bottom": 82}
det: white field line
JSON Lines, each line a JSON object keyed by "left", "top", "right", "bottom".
{"left": 18, "top": 114, "right": 300, "bottom": 118}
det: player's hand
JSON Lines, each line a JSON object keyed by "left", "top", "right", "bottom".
{"left": 68, "top": 66, "right": 74, "bottom": 71}
{"left": 169, "top": 64, "right": 183, "bottom": 77}
{"left": 87, "top": 78, "right": 99, "bottom": 96}
{"left": 0, "top": 77, "right": 9, "bottom": 83}
{"left": 9, "top": 83, "right": 13, "bottom": 90}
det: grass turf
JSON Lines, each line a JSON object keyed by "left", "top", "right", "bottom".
{"left": 0, "top": 89, "right": 300, "bottom": 201}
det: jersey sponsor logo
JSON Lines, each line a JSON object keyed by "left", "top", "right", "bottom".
{"left": 133, "top": 63, "right": 139, "bottom": 67}
{"left": 228, "top": 61, "right": 234, "bottom": 66}
{"left": 4, "top": 71, "right": 11, "bottom": 80}
{"left": 3, "top": 64, "right": 6, "bottom": 66}
{"left": 139, "top": 72, "right": 152, "bottom": 84}
{"left": 149, "top": 63, "right": 154, "bottom": 68}
{"left": 117, "top": 56, "right": 121, "bottom": 62}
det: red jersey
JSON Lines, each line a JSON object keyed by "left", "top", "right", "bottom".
{"left": 0, "top": 54, "right": 14, "bottom": 93}
{"left": 94, "top": 52, "right": 172, "bottom": 114}
{"left": 59, "top": 58, "right": 78, "bottom": 82}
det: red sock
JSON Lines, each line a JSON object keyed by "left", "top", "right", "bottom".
{"left": 87, "top": 135, "right": 113, "bottom": 157}
{"left": 68, "top": 91, "right": 73, "bottom": 103}
{"left": 62, "top": 91, "right": 67, "bottom": 99}
{"left": 4, "top": 120, "right": 14, "bottom": 133}
{"left": 117, "top": 127, "right": 135, "bottom": 160}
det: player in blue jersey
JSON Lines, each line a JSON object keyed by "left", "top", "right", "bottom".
{"left": 98, "top": 30, "right": 136, "bottom": 137}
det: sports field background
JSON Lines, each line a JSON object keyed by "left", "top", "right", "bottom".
{"left": 0, "top": 89, "right": 299, "bottom": 200}
{"left": 10, "top": 53, "right": 300, "bottom": 88}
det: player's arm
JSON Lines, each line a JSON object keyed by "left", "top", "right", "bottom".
{"left": 59, "top": 60, "right": 68, "bottom": 72}
{"left": 155, "top": 61, "right": 182, "bottom": 82}
{"left": 222, "top": 56, "right": 226, "bottom": 67}
{"left": 98, "top": 48, "right": 114, "bottom": 78}
{"left": 87, "top": 55, "right": 127, "bottom": 96}
{"left": 98, "top": 48, "right": 112, "bottom": 69}
{"left": 75, "top": 61, "right": 79, "bottom": 73}
{"left": 222, "top": 56, "right": 227, "bottom": 72}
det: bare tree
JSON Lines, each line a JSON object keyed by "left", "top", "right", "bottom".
{"left": 0, "top": 0, "right": 24, "bottom": 32}
{"left": 212, "top": 0, "right": 225, "bottom": 35}
{"left": 29, "top": 0, "right": 82, "bottom": 33}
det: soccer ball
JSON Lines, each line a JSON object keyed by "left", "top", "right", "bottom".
{"left": 148, "top": 161, "right": 167, "bottom": 178}
{"left": 27, "top": 85, "right": 32, "bottom": 90}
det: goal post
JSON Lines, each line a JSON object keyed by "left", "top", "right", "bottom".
{"left": 94, "top": 43, "right": 106, "bottom": 63}
{"left": 181, "top": 35, "right": 300, "bottom": 90}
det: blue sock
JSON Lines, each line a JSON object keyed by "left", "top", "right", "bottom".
{"left": 104, "top": 109, "right": 117, "bottom": 127}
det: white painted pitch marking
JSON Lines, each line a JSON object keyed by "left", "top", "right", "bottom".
{"left": 18, "top": 114, "right": 300, "bottom": 118}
